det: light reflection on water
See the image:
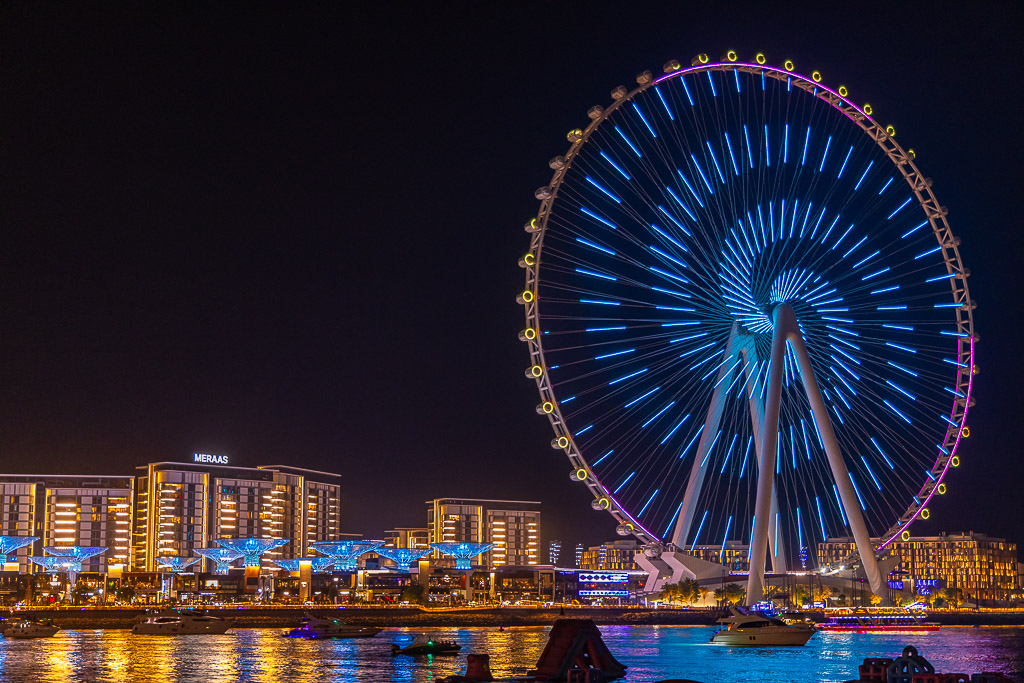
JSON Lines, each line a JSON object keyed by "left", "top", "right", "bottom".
{"left": 0, "top": 626, "right": 1021, "bottom": 682}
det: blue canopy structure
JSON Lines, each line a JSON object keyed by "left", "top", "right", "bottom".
{"left": 155, "top": 556, "right": 201, "bottom": 573}
{"left": 272, "top": 556, "right": 336, "bottom": 573}
{"left": 42, "top": 546, "right": 107, "bottom": 572}
{"left": 213, "top": 538, "right": 288, "bottom": 568}
{"left": 374, "top": 547, "right": 432, "bottom": 572}
{"left": 310, "top": 540, "right": 383, "bottom": 571}
{"left": 194, "top": 547, "right": 244, "bottom": 574}
{"left": 430, "top": 542, "right": 494, "bottom": 570}
{"left": 0, "top": 536, "right": 39, "bottom": 564}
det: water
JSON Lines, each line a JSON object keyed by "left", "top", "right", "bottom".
{"left": 1, "top": 626, "right": 1022, "bottom": 682}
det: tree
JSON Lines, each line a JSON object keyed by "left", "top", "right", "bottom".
{"left": 869, "top": 593, "right": 883, "bottom": 606}
{"left": 401, "top": 582, "right": 426, "bottom": 605}
{"left": 723, "top": 583, "right": 745, "bottom": 606}
{"left": 942, "top": 587, "right": 964, "bottom": 609}
{"left": 679, "top": 578, "right": 703, "bottom": 605}
{"left": 115, "top": 585, "right": 136, "bottom": 605}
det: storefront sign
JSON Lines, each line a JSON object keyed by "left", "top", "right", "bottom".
{"left": 194, "top": 453, "right": 229, "bottom": 465}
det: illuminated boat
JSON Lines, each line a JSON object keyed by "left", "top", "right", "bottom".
{"left": 1, "top": 619, "right": 60, "bottom": 638}
{"left": 283, "top": 613, "right": 383, "bottom": 639}
{"left": 819, "top": 607, "right": 939, "bottom": 632}
{"left": 710, "top": 608, "right": 816, "bottom": 646}
{"left": 131, "top": 609, "right": 232, "bottom": 635}
{"left": 391, "top": 635, "right": 462, "bottom": 656}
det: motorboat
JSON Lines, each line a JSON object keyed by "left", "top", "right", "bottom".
{"left": 392, "top": 635, "right": 462, "bottom": 656}
{"left": 710, "top": 608, "right": 816, "bottom": 646}
{"left": 283, "top": 612, "right": 383, "bottom": 639}
{"left": 131, "top": 609, "right": 232, "bottom": 635}
{"left": 2, "top": 619, "right": 61, "bottom": 638}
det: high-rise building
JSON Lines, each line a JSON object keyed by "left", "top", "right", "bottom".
{"left": 426, "top": 498, "right": 541, "bottom": 569}
{"left": 0, "top": 474, "right": 134, "bottom": 573}
{"left": 134, "top": 458, "right": 341, "bottom": 571}
{"left": 818, "top": 532, "right": 1019, "bottom": 603}
{"left": 580, "top": 540, "right": 640, "bottom": 571}
{"left": 575, "top": 543, "right": 584, "bottom": 568}
{"left": 384, "top": 527, "right": 429, "bottom": 549}
{"left": 548, "top": 540, "right": 561, "bottom": 566}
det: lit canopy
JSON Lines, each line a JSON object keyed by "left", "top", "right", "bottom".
{"left": 155, "top": 556, "right": 202, "bottom": 573}
{"left": 272, "top": 556, "right": 336, "bottom": 573}
{"left": 194, "top": 547, "right": 244, "bottom": 574}
{"left": 43, "top": 546, "right": 107, "bottom": 572}
{"left": 310, "top": 540, "right": 383, "bottom": 571}
{"left": 213, "top": 538, "right": 288, "bottom": 568}
{"left": 0, "top": 536, "right": 39, "bottom": 564}
{"left": 430, "top": 542, "right": 494, "bottom": 570}
{"left": 374, "top": 547, "right": 432, "bottom": 572}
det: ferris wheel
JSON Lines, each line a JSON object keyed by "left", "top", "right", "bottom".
{"left": 518, "top": 52, "right": 975, "bottom": 602}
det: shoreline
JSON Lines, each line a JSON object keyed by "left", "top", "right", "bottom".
{"left": 7, "top": 607, "right": 1024, "bottom": 630}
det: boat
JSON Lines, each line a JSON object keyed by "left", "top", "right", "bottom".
{"left": 391, "top": 635, "right": 462, "bottom": 656}
{"left": 709, "top": 608, "right": 816, "bottom": 646}
{"left": 819, "top": 607, "right": 940, "bottom": 632}
{"left": 131, "top": 609, "right": 232, "bottom": 635}
{"left": 283, "top": 612, "right": 383, "bottom": 639}
{"left": 2, "top": 619, "right": 61, "bottom": 639}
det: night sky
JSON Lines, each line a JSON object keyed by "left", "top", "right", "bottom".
{"left": 2, "top": 3, "right": 1022, "bottom": 553}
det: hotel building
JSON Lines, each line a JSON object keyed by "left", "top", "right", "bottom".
{"left": 0, "top": 475, "right": 134, "bottom": 573}
{"left": 134, "top": 460, "right": 341, "bottom": 571}
{"left": 383, "top": 527, "right": 430, "bottom": 549}
{"left": 818, "top": 532, "right": 1019, "bottom": 603}
{"left": 426, "top": 498, "right": 541, "bottom": 569}
{"left": 579, "top": 540, "right": 641, "bottom": 571}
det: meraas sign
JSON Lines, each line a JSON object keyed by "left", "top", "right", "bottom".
{"left": 194, "top": 453, "right": 229, "bottom": 465}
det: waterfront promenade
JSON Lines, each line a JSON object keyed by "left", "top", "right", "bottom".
{"left": 8, "top": 605, "right": 1024, "bottom": 629}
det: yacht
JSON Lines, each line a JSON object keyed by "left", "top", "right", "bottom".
{"left": 2, "top": 619, "right": 61, "bottom": 639}
{"left": 710, "top": 608, "right": 816, "bottom": 646}
{"left": 283, "top": 613, "right": 383, "bottom": 639}
{"left": 392, "top": 635, "right": 462, "bottom": 656}
{"left": 132, "top": 609, "right": 232, "bottom": 635}
{"left": 819, "top": 607, "right": 939, "bottom": 632}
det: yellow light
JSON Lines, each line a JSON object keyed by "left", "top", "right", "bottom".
{"left": 863, "top": 103, "right": 873, "bottom": 116}
{"left": 811, "top": 70, "right": 822, "bottom": 82}
{"left": 697, "top": 53, "right": 709, "bottom": 64}
{"left": 951, "top": 455, "right": 960, "bottom": 468}
{"left": 901, "top": 530, "right": 911, "bottom": 542}
{"left": 523, "top": 328, "right": 536, "bottom": 340}
{"left": 542, "top": 401, "right": 554, "bottom": 414}
{"left": 553, "top": 436, "right": 570, "bottom": 449}
{"left": 521, "top": 290, "right": 534, "bottom": 303}
{"left": 937, "top": 483, "right": 947, "bottom": 495}
{"left": 566, "top": 129, "right": 583, "bottom": 142}
{"left": 755, "top": 53, "right": 766, "bottom": 65}
{"left": 530, "top": 365, "right": 543, "bottom": 377}
{"left": 838, "top": 85, "right": 849, "bottom": 97}
{"left": 885, "top": 125, "right": 896, "bottom": 137}
{"left": 726, "top": 50, "right": 737, "bottom": 62}
{"left": 783, "top": 59, "right": 795, "bottom": 71}
{"left": 921, "top": 508, "right": 930, "bottom": 520}
{"left": 574, "top": 468, "right": 588, "bottom": 481}
{"left": 962, "top": 426, "right": 970, "bottom": 437}
{"left": 908, "top": 149, "right": 916, "bottom": 159}
{"left": 523, "top": 253, "right": 535, "bottom": 266}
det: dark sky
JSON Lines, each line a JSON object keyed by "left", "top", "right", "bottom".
{"left": 2, "top": 2, "right": 1022, "bottom": 553}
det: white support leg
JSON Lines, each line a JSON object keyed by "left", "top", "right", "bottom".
{"left": 745, "top": 309, "right": 788, "bottom": 604}
{"left": 740, "top": 342, "right": 787, "bottom": 575}
{"left": 670, "top": 325, "right": 741, "bottom": 549}
{"left": 783, "top": 306, "right": 884, "bottom": 596}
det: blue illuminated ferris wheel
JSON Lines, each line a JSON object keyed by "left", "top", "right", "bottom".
{"left": 518, "top": 52, "right": 975, "bottom": 601}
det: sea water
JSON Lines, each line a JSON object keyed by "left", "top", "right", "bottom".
{"left": 0, "top": 625, "right": 1022, "bottom": 681}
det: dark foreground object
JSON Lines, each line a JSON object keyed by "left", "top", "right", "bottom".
{"left": 843, "top": 644, "right": 1017, "bottom": 683}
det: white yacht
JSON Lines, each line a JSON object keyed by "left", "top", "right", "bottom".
{"left": 710, "top": 608, "right": 816, "bottom": 646}
{"left": 283, "top": 613, "right": 383, "bottom": 639}
{"left": 132, "top": 609, "right": 232, "bottom": 635}
{"left": 2, "top": 619, "right": 61, "bottom": 639}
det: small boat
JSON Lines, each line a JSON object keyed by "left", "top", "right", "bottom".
{"left": 283, "top": 612, "right": 383, "bottom": 639}
{"left": 392, "top": 635, "right": 462, "bottom": 656}
{"left": 2, "top": 619, "right": 61, "bottom": 639}
{"left": 710, "top": 608, "right": 816, "bottom": 646}
{"left": 819, "top": 607, "right": 940, "bottom": 633}
{"left": 131, "top": 609, "right": 232, "bottom": 635}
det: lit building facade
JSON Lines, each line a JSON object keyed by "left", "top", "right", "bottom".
{"left": 548, "top": 540, "right": 561, "bottom": 566}
{"left": 134, "top": 460, "right": 340, "bottom": 572}
{"left": 384, "top": 527, "right": 429, "bottom": 549}
{"left": 580, "top": 540, "right": 641, "bottom": 571}
{"left": 0, "top": 475, "right": 134, "bottom": 573}
{"left": 818, "top": 532, "right": 1019, "bottom": 603}
{"left": 426, "top": 498, "right": 541, "bottom": 569}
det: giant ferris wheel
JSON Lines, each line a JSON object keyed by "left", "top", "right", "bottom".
{"left": 518, "top": 52, "right": 975, "bottom": 601}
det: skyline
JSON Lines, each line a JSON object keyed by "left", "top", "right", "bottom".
{"left": 2, "top": 4, "right": 1022, "bottom": 552}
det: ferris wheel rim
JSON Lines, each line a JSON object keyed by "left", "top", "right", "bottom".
{"left": 521, "top": 57, "right": 975, "bottom": 553}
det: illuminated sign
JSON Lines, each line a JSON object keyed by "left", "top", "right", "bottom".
{"left": 578, "top": 573, "right": 628, "bottom": 583}
{"left": 194, "top": 453, "right": 229, "bottom": 465}
{"left": 579, "top": 590, "right": 629, "bottom": 597}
